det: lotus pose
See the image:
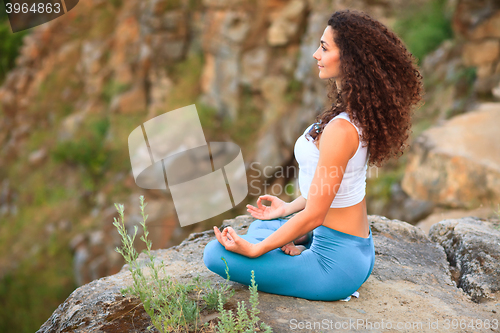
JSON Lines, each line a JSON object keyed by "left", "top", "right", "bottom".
{"left": 203, "top": 9, "right": 423, "bottom": 301}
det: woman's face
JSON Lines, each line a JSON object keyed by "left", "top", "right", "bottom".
{"left": 313, "top": 26, "right": 341, "bottom": 80}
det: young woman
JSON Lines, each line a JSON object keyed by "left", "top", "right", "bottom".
{"left": 203, "top": 9, "right": 423, "bottom": 301}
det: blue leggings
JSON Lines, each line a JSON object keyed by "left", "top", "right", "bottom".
{"left": 203, "top": 218, "right": 375, "bottom": 301}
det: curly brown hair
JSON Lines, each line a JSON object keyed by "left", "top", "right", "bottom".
{"left": 307, "top": 9, "right": 424, "bottom": 168}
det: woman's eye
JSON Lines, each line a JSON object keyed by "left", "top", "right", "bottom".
{"left": 321, "top": 46, "right": 327, "bottom": 51}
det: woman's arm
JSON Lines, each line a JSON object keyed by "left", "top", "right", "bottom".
{"left": 282, "top": 195, "right": 307, "bottom": 217}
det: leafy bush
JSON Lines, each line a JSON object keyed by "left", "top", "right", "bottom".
{"left": 393, "top": 0, "right": 453, "bottom": 63}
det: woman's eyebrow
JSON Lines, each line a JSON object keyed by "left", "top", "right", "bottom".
{"left": 320, "top": 40, "right": 329, "bottom": 46}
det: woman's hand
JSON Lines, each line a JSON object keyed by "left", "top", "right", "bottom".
{"left": 246, "top": 195, "right": 287, "bottom": 220}
{"left": 213, "top": 226, "right": 260, "bottom": 258}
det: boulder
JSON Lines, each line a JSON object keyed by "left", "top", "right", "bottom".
{"left": 401, "top": 103, "right": 500, "bottom": 209}
{"left": 429, "top": 217, "right": 500, "bottom": 302}
{"left": 37, "top": 214, "right": 499, "bottom": 332}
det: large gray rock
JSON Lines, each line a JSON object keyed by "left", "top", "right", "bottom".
{"left": 401, "top": 103, "right": 500, "bottom": 209}
{"left": 38, "top": 214, "right": 499, "bottom": 332}
{"left": 429, "top": 217, "right": 500, "bottom": 302}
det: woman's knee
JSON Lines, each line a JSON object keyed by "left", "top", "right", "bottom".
{"left": 203, "top": 239, "right": 226, "bottom": 273}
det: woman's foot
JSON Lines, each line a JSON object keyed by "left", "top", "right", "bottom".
{"left": 280, "top": 242, "right": 306, "bottom": 256}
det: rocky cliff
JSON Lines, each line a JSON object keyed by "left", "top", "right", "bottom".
{"left": 2, "top": 0, "right": 500, "bottom": 330}
{"left": 37, "top": 213, "right": 500, "bottom": 332}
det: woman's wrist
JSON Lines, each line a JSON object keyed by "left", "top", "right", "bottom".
{"left": 282, "top": 202, "right": 291, "bottom": 218}
{"left": 252, "top": 242, "right": 265, "bottom": 258}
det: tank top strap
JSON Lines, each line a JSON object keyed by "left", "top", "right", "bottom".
{"left": 328, "top": 112, "right": 361, "bottom": 135}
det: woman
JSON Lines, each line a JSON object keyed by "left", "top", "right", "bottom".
{"left": 203, "top": 9, "right": 423, "bottom": 301}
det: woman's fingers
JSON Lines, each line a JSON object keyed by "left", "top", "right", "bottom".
{"left": 246, "top": 206, "right": 264, "bottom": 219}
{"left": 213, "top": 226, "right": 224, "bottom": 246}
{"left": 256, "top": 197, "right": 264, "bottom": 210}
{"left": 226, "top": 227, "right": 238, "bottom": 242}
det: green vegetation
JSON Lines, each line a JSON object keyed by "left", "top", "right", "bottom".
{"left": 0, "top": 215, "right": 76, "bottom": 333}
{"left": 494, "top": 204, "right": 500, "bottom": 230}
{"left": 51, "top": 115, "right": 112, "bottom": 192}
{"left": 215, "top": 270, "right": 272, "bottom": 333}
{"left": 284, "top": 78, "right": 303, "bottom": 104}
{"left": 0, "top": 10, "right": 30, "bottom": 84}
{"left": 113, "top": 195, "right": 272, "bottom": 332}
{"left": 110, "top": 0, "right": 123, "bottom": 9}
{"left": 366, "top": 157, "right": 407, "bottom": 206}
{"left": 224, "top": 85, "right": 263, "bottom": 149}
{"left": 393, "top": 0, "right": 453, "bottom": 63}
{"left": 101, "top": 80, "right": 132, "bottom": 105}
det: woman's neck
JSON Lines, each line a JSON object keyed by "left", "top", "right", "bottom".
{"left": 335, "top": 78, "right": 342, "bottom": 91}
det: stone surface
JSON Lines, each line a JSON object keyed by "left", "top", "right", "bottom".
{"left": 384, "top": 182, "right": 435, "bottom": 224}
{"left": 429, "top": 217, "right": 500, "bottom": 302}
{"left": 463, "top": 40, "right": 500, "bottom": 66}
{"left": 267, "top": 0, "right": 307, "bottom": 46}
{"left": 38, "top": 214, "right": 499, "bottom": 332}
{"left": 415, "top": 205, "right": 496, "bottom": 234}
{"left": 401, "top": 103, "right": 500, "bottom": 209}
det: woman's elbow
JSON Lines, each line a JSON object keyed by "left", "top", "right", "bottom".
{"left": 302, "top": 209, "right": 326, "bottom": 229}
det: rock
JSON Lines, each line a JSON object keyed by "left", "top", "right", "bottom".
{"left": 254, "top": 130, "right": 285, "bottom": 175}
{"left": 109, "top": 85, "right": 147, "bottom": 114}
{"left": 267, "top": 0, "right": 307, "bottom": 46}
{"left": 220, "top": 11, "right": 251, "bottom": 43}
{"left": 260, "top": 75, "right": 289, "bottom": 123}
{"left": 471, "top": 11, "right": 500, "bottom": 40}
{"left": 368, "top": 215, "right": 453, "bottom": 287}
{"left": 463, "top": 40, "right": 500, "bottom": 67}
{"left": 199, "top": 9, "right": 243, "bottom": 121}
{"left": 415, "top": 205, "right": 496, "bottom": 234}
{"left": 28, "top": 148, "right": 47, "bottom": 166}
{"left": 429, "top": 217, "right": 500, "bottom": 302}
{"left": 401, "top": 103, "right": 500, "bottom": 209}
{"left": 38, "top": 214, "right": 498, "bottom": 332}
{"left": 57, "top": 110, "right": 89, "bottom": 142}
{"left": 240, "top": 47, "right": 269, "bottom": 89}
{"left": 384, "top": 182, "right": 435, "bottom": 224}
{"left": 453, "top": 0, "right": 500, "bottom": 38}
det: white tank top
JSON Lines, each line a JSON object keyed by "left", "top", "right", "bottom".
{"left": 294, "top": 111, "right": 369, "bottom": 208}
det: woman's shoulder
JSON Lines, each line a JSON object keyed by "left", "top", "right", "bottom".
{"left": 326, "top": 112, "right": 361, "bottom": 135}
{"left": 322, "top": 116, "right": 359, "bottom": 156}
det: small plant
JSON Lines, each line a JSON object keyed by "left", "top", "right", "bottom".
{"left": 195, "top": 257, "right": 235, "bottom": 311}
{"left": 494, "top": 203, "right": 500, "bottom": 230}
{"left": 112, "top": 195, "right": 272, "bottom": 332}
{"left": 216, "top": 270, "right": 273, "bottom": 333}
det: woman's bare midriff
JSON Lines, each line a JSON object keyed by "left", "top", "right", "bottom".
{"left": 305, "top": 197, "right": 369, "bottom": 238}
